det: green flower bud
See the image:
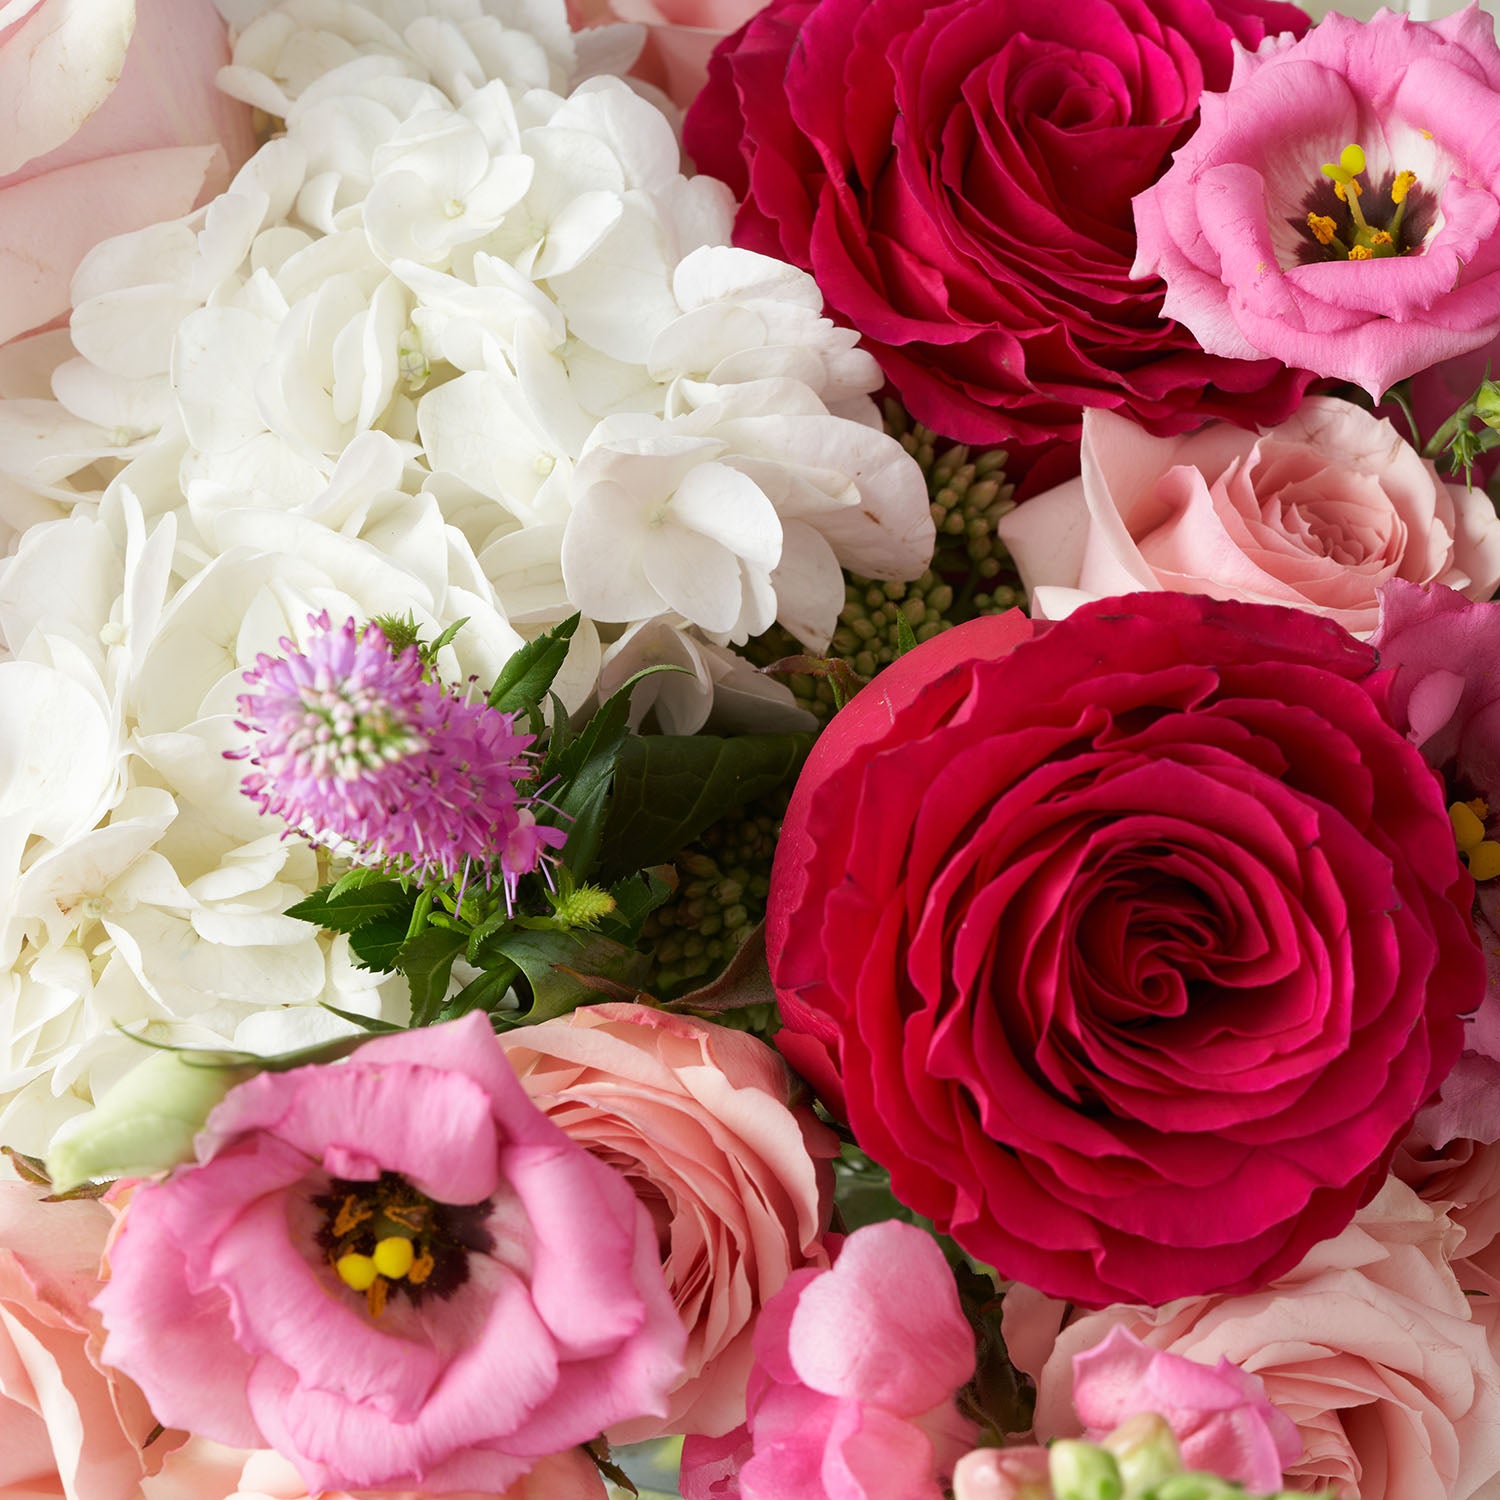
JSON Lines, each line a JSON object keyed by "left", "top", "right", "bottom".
{"left": 46, "top": 1049, "right": 258, "bottom": 1193}
{"left": 1050, "top": 1440, "right": 1125, "bottom": 1500}
{"left": 1100, "top": 1414, "right": 1182, "bottom": 1494}
{"left": 1138, "top": 1476, "right": 1240, "bottom": 1500}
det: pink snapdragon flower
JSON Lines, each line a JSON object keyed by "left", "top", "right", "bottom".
{"left": 94, "top": 1013, "right": 686, "bottom": 1495}
{"left": 1133, "top": 9, "right": 1500, "bottom": 397}
{"left": 1069, "top": 1328, "right": 1299, "bottom": 1492}
{"left": 231, "top": 614, "right": 564, "bottom": 893}
{"left": 679, "top": 1220, "right": 977, "bottom": 1500}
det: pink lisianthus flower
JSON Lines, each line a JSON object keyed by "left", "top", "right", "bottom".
{"left": 94, "top": 1013, "right": 686, "bottom": 1496}
{"left": 1068, "top": 1327, "right": 1299, "bottom": 1492}
{"left": 0, "top": 0, "right": 256, "bottom": 347}
{"left": 998, "top": 398, "right": 1500, "bottom": 636}
{"left": 679, "top": 1220, "right": 977, "bottom": 1500}
{"left": 1134, "top": 8, "right": 1500, "bottom": 398}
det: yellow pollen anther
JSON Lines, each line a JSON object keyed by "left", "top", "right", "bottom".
{"left": 1348, "top": 245, "right": 1374, "bottom": 260}
{"left": 373, "top": 1236, "right": 416, "bottom": 1280}
{"left": 1470, "top": 841, "right": 1500, "bottom": 882}
{"left": 1307, "top": 213, "right": 1338, "bottom": 246}
{"left": 1371, "top": 230, "right": 1393, "bottom": 246}
{"left": 1452, "top": 800, "right": 1487, "bottom": 853}
{"left": 409, "top": 1248, "right": 435, "bottom": 1286}
{"left": 336, "top": 1253, "right": 377, "bottom": 1292}
{"left": 1392, "top": 170, "right": 1418, "bottom": 205}
{"left": 367, "top": 1277, "right": 389, "bottom": 1319}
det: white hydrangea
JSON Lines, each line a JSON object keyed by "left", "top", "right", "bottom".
{"left": 0, "top": 0, "right": 934, "bottom": 1146}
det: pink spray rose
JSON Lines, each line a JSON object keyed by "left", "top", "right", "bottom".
{"left": 0, "top": 0, "right": 256, "bottom": 347}
{"left": 1009, "top": 1179, "right": 1500, "bottom": 1499}
{"left": 0, "top": 1182, "right": 172, "bottom": 1500}
{"left": 501, "top": 1003, "right": 838, "bottom": 1441}
{"left": 1134, "top": 9, "right": 1500, "bottom": 397}
{"left": 998, "top": 398, "right": 1500, "bottom": 636}
{"left": 679, "top": 1220, "right": 978, "bottom": 1500}
{"left": 94, "top": 1013, "right": 686, "bottom": 1496}
{"left": 1068, "top": 1327, "right": 1299, "bottom": 1492}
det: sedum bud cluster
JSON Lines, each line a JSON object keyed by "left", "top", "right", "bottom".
{"left": 642, "top": 799, "right": 784, "bottom": 998}
{"left": 746, "top": 403, "right": 1022, "bottom": 720}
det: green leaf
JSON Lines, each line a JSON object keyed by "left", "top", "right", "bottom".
{"left": 401, "top": 928, "right": 468, "bottom": 1027}
{"left": 599, "top": 867, "right": 675, "bottom": 946}
{"left": 598, "top": 733, "right": 812, "bottom": 877}
{"left": 894, "top": 612, "right": 919, "bottom": 658}
{"left": 348, "top": 911, "right": 412, "bottom": 972}
{"left": 488, "top": 614, "right": 579, "bottom": 713}
{"left": 327, "top": 867, "right": 390, "bottom": 899}
{"left": 425, "top": 616, "right": 469, "bottom": 660}
{"left": 435, "top": 963, "right": 519, "bottom": 1024}
{"left": 285, "top": 879, "right": 409, "bottom": 934}
{"left": 314, "top": 1003, "right": 407, "bottom": 1036}
{"left": 493, "top": 929, "right": 652, "bottom": 1024}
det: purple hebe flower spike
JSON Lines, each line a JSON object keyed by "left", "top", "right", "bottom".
{"left": 229, "top": 613, "right": 565, "bottom": 891}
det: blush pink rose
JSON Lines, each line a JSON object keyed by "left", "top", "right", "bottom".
{"left": 1069, "top": 1327, "right": 1299, "bottom": 1492}
{"left": 679, "top": 1221, "right": 978, "bottom": 1500}
{"left": 1133, "top": 9, "right": 1500, "bottom": 398}
{"left": 998, "top": 399, "right": 1500, "bottom": 637}
{"left": 141, "top": 1441, "right": 606, "bottom": 1500}
{"left": 0, "top": 0, "right": 256, "bottom": 347}
{"left": 1009, "top": 1179, "right": 1500, "bottom": 1500}
{"left": 94, "top": 1013, "right": 686, "bottom": 1496}
{"left": 951, "top": 1447, "right": 1053, "bottom": 1500}
{"left": 501, "top": 1003, "right": 838, "bottom": 1442}
{"left": 567, "top": 0, "right": 771, "bottom": 108}
{"left": 0, "top": 1181, "right": 172, "bottom": 1500}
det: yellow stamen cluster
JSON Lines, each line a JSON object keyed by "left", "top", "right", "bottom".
{"left": 1307, "top": 213, "right": 1338, "bottom": 246}
{"left": 1452, "top": 799, "right": 1500, "bottom": 881}
{"left": 1392, "top": 170, "right": 1418, "bottom": 205}
{"left": 1348, "top": 245, "right": 1373, "bottom": 260}
{"left": 326, "top": 1187, "right": 440, "bottom": 1317}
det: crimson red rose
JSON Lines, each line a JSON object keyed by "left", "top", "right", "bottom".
{"left": 685, "top": 0, "right": 1315, "bottom": 454}
{"left": 766, "top": 596, "right": 1483, "bottom": 1308}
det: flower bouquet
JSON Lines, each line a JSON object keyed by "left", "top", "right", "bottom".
{"left": 3, "top": 0, "right": 1500, "bottom": 1497}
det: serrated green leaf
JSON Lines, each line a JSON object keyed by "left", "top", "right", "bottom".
{"left": 426, "top": 616, "right": 469, "bottom": 660}
{"left": 600, "top": 867, "right": 675, "bottom": 946}
{"left": 327, "top": 867, "right": 390, "bottom": 899}
{"left": 285, "top": 880, "right": 409, "bottom": 933}
{"left": 488, "top": 614, "right": 580, "bottom": 713}
{"left": 348, "top": 911, "right": 412, "bottom": 972}
{"left": 315, "top": 1004, "right": 407, "bottom": 1036}
{"left": 598, "top": 733, "right": 812, "bottom": 877}
{"left": 494, "top": 929, "right": 652, "bottom": 1024}
{"left": 401, "top": 928, "right": 468, "bottom": 1027}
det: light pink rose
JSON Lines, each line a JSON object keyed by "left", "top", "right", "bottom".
{"left": 998, "top": 399, "right": 1500, "bottom": 637}
{"left": 1007, "top": 1179, "right": 1500, "bottom": 1499}
{"left": 0, "top": 1181, "right": 172, "bottom": 1500}
{"left": 0, "top": 0, "right": 256, "bottom": 347}
{"left": 501, "top": 1003, "right": 838, "bottom": 1441}
{"left": 1396, "top": 1130, "right": 1500, "bottom": 1302}
{"left": 1069, "top": 1327, "right": 1298, "bottom": 1493}
{"left": 94, "top": 1013, "right": 686, "bottom": 1496}
{"left": 1132, "top": 8, "right": 1500, "bottom": 398}
{"left": 951, "top": 1447, "right": 1052, "bottom": 1500}
{"left": 141, "top": 1441, "right": 606, "bottom": 1500}
{"left": 567, "top": 0, "right": 770, "bottom": 109}
{"left": 679, "top": 1220, "right": 978, "bottom": 1500}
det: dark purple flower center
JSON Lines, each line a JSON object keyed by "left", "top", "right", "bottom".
{"left": 312, "top": 1171, "right": 493, "bottom": 1317}
{"left": 1289, "top": 150, "right": 1436, "bottom": 265}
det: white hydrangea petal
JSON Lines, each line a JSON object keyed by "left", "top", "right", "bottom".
{"left": 669, "top": 460, "right": 782, "bottom": 571}
{"left": 642, "top": 522, "right": 747, "bottom": 637}
{"left": 553, "top": 77, "right": 680, "bottom": 194}
{"left": 173, "top": 305, "right": 280, "bottom": 452}
{"left": 561, "top": 479, "right": 659, "bottom": 622}
{"left": 599, "top": 616, "right": 712, "bottom": 735}
{"left": 771, "top": 518, "right": 845, "bottom": 652}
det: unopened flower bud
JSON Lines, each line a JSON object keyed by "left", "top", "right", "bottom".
{"left": 46, "top": 1049, "right": 258, "bottom": 1193}
{"left": 1100, "top": 1413, "right": 1182, "bottom": 1493}
{"left": 1476, "top": 380, "right": 1500, "bottom": 431}
{"left": 1050, "top": 1440, "right": 1125, "bottom": 1500}
{"left": 1138, "top": 1475, "right": 1241, "bottom": 1500}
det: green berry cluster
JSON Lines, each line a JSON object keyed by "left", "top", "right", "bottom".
{"left": 744, "top": 401, "right": 1023, "bottom": 720}
{"left": 640, "top": 797, "right": 784, "bottom": 1000}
